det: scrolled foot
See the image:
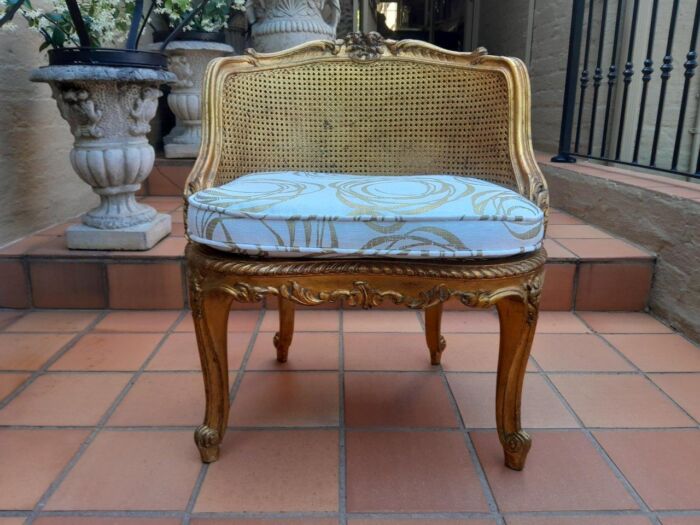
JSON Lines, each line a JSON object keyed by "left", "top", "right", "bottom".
{"left": 430, "top": 335, "right": 447, "bottom": 365}
{"left": 273, "top": 332, "right": 289, "bottom": 363}
{"left": 500, "top": 430, "right": 532, "bottom": 471}
{"left": 195, "top": 425, "right": 221, "bottom": 463}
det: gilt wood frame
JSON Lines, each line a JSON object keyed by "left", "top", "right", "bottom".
{"left": 184, "top": 33, "right": 549, "bottom": 471}
{"left": 187, "top": 243, "right": 545, "bottom": 470}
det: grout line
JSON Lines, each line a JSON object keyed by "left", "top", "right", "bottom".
{"left": 5, "top": 367, "right": 700, "bottom": 376}
{"left": 638, "top": 373, "right": 700, "bottom": 429}
{"left": 5, "top": 508, "right": 700, "bottom": 521}
{"left": 537, "top": 360, "right": 663, "bottom": 524}
{"left": 572, "top": 313, "right": 700, "bottom": 429}
{"left": 5, "top": 368, "right": 700, "bottom": 376}
{"left": 0, "top": 312, "right": 109, "bottom": 411}
{"left": 0, "top": 312, "right": 24, "bottom": 331}
{"left": 338, "top": 307, "right": 347, "bottom": 525}
{"left": 181, "top": 460, "right": 208, "bottom": 525}
{"left": 100, "top": 259, "right": 110, "bottom": 309}
{"left": 3, "top": 308, "right": 699, "bottom": 521}
{"left": 24, "top": 309, "right": 189, "bottom": 524}
{"left": 181, "top": 306, "right": 266, "bottom": 525}
{"left": 501, "top": 509, "right": 665, "bottom": 519}
{"left": 427, "top": 311, "right": 506, "bottom": 525}
{"left": 345, "top": 511, "right": 495, "bottom": 520}
{"left": 2, "top": 423, "right": 698, "bottom": 433}
{"left": 0, "top": 369, "right": 237, "bottom": 375}
{"left": 190, "top": 511, "right": 341, "bottom": 519}
{"left": 22, "top": 256, "right": 33, "bottom": 309}
{"left": 10, "top": 508, "right": 698, "bottom": 520}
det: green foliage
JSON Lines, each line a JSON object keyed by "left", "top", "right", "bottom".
{"left": 155, "top": 0, "right": 236, "bottom": 33}
{"left": 1, "top": 0, "right": 143, "bottom": 50}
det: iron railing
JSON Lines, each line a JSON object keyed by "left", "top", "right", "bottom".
{"left": 552, "top": 0, "right": 700, "bottom": 179}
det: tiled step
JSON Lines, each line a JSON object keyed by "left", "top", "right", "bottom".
{"left": 0, "top": 197, "right": 654, "bottom": 311}
{"left": 144, "top": 158, "right": 192, "bottom": 196}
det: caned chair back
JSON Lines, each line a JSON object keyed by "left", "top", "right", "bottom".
{"left": 186, "top": 33, "right": 548, "bottom": 214}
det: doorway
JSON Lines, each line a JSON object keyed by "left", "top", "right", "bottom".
{"left": 357, "top": 0, "right": 479, "bottom": 51}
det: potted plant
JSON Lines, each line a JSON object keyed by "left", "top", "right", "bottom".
{"left": 0, "top": 0, "right": 176, "bottom": 250}
{"left": 151, "top": 0, "right": 239, "bottom": 158}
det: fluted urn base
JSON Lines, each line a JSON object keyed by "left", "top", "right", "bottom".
{"left": 157, "top": 41, "right": 233, "bottom": 159}
{"left": 164, "top": 122, "right": 201, "bottom": 157}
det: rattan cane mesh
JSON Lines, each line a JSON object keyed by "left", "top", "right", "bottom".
{"left": 215, "top": 60, "right": 515, "bottom": 189}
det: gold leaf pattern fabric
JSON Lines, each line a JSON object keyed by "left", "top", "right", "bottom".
{"left": 187, "top": 172, "right": 544, "bottom": 259}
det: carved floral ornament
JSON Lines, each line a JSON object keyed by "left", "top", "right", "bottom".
{"left": 201, "top": 277, "right": 543, "bottom": 311}
{"left": 53, "top": 86, "right": 104, "bottom": 138}
{"left": 242, "top": 31, "right": 490, "bottom": 64}
{"left": 331, "top": 32, "right": 489, "bottom": 63}
{"left": 50, "top": 82, "right": 162, "bottom": 139}
{"left": 187, "top": 246, "right": 545, "bottom": 316}
{"left": 167, "top": 54, "right": 195, "bottom": 89}
{"left": 128, "top": 86, "right": 162, "bottom": 136}
{"left": 341, "top": 31, "right": 386, "bottom": 61}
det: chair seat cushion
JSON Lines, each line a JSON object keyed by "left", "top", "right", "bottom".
{"left": 187, "top": 172, "right": 544, "bottom": 259}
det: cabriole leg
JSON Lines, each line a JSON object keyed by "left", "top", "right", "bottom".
{"left": 425, "top": 302, "right": 446, "bottom": 365}
{"left": 192, "top": 289, "right": 233, "bottom": 463}
{"left": 274, "top": 297, "right": 295, "bottom": 362}
{"left": 495, "top": 291, "right": 539, "bottom": 470}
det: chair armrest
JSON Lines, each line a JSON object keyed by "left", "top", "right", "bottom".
{"left": 501, "top": 56, "right": 549, "bottom": 223}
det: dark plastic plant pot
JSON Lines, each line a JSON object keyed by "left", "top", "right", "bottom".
{"left": 152, "top": 30, "right": 226, "bottom": 43}
{"left": 48, "top": 47, "right": 168, "bottom": 70}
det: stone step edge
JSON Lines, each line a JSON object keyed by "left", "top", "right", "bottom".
{"left": 0, "top": 256, "right": 653, "bottom": 312}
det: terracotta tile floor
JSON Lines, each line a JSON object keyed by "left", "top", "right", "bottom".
{"left": 0, "top": 308, "right": 699, "bottom": 524}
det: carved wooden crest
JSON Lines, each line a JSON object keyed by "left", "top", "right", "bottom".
{"left": 339, "top": 31, "right": 386, "bottom": 61}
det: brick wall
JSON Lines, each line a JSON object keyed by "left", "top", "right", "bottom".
{"left": 478, "top": 0, "right": 570, "bottom": 152}
{"left": 0, "top": 8, "right": 96, "bottom": 246}
{"left": 478, "top": 0, "right": 530, "bottom": 59}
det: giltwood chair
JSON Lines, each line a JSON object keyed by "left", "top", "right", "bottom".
{"left": 184, "top": 32, "right": 548, "bottom": 471}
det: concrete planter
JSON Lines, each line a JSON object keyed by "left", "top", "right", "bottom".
{"left": 157, "top": 41, "right": 234, "bottom": 158}
{"left": 247, "top": 0, "right": 340, "bottom": 52}
{"left": 31, "top": 65, "right": 176, "bottom": 250}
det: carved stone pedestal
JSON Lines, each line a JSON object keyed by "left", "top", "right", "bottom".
{"left": 65, "top": 213, "right": 171, "bottom": 250}
{"left": 31, "top": 65, "right": 176, "bottom": 250}
{"left": 158, "top": 41, "right": 233, "bottom": 159}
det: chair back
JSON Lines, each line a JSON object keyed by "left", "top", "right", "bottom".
{"left": 187, "top": 33, "right": 547, "bottom": 213}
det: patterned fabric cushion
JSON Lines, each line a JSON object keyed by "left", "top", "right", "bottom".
{"left": 187, "top": 172, "right": 544, "bottom": 259}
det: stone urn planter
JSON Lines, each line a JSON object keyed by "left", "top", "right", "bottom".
{"left": 246, "top": 0, "right": 341, "bottom": 52}
{"left": 153, "top": 33, "right": 233, "bottom": 158}
{"left": 31, "top": 51, "right": 176, "bottom": 250}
